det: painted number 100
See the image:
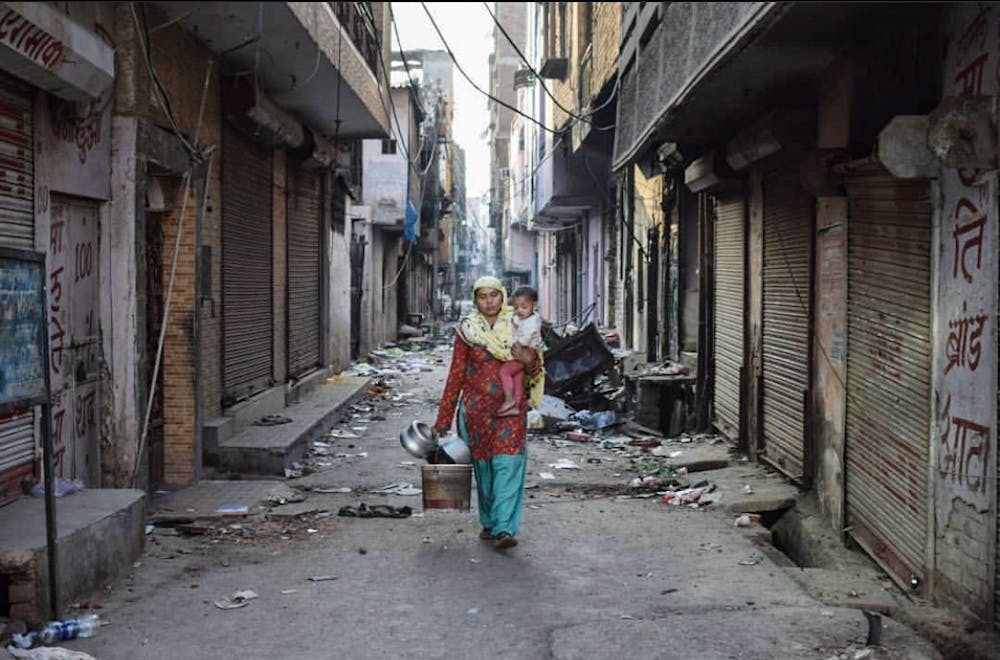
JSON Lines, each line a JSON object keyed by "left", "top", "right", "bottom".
{"left": 75, "top": 242, "right": 93, "bottom": 282}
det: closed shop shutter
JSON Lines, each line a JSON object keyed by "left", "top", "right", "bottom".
{"left": 0, "top": 72, "right": 35, "bottom": 493}
{"left": 0, "top": 71, "right": 33, "bottom": 250}
{"left": 713, "top": 192, "right": 745, "bottom": 441}
{"left": 0, "top": 412, "right": 33, "bottom": 474}
{"left": 286, "top": 164, "right": 322, "bottom": 378}
{"left": 844, "top": 172, "right": 931, "bottom": 588}
{"left": 222, "top": 126, "right": 273, "bottom": 404}
{"left": 761, "top": 168, "right": 813, "bottom": 481}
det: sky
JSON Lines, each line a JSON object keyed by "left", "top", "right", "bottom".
{"left": 390, "top": 2, "right": 494, "bottom": 206}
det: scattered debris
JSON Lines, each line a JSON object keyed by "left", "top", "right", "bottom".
{"left": 307, "top": 575, "right": 337, "bottom": 582}
{"left": 214, "top": 589, "right": 259, "bottom": 610}
{"left": 253, "top": 414, "right": 292, "bottom": 426}
{"left": 549, "top": 459, "right": 581, "bottom": 470}
{"left": 337, "top": 503, "right": 413, "bottom": 518}
{"left": 265, "top": 486, "right": 306, "bottom": 506}
{"left": 30, "top": 477, "right": 84, "bottom": 498}
{"left": 312, "top": 487, "right": 353, "bottom": 494}
{"left": 369, "top": 482, "right": 422, "bottom": 496}
{"left": 734, "top": 513, "right": 762, "bottom": 527}
{"left": 863, "top": 610, "right": 882, "bottom": 645}
{"left": 216, "top": 504, "right": 249, "bottom": 516}
{"left": 8, "top": 647, "right": 98, "bottom": 660}
{"left": 738, "top": 551, "right": 764, "bottom": 566}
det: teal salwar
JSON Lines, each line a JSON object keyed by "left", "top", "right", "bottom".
{"left": 436, "top": 333, "right": 533, "bottom": 544}
{"left": 458, "top": 402, "right": 527, "bottom": 536}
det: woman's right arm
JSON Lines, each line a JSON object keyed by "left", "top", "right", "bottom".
{"left": 433, "top": 335, "right": 468, "bottom": 434}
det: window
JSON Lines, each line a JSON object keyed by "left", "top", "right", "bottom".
{"left": 381, "top": 139, "right": 397, "bottom": 155}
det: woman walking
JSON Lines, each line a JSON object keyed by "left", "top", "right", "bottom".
{"left": 433, "top": 276, "right": 543, "bottom": 549}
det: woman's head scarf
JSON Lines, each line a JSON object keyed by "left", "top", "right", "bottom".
{"left": 458, "top": 276, "right": 515, "bottom": 361}
{"left": 456, "top": 276, "right": 545, "bottom": 409}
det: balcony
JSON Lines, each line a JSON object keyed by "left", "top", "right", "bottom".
{"left": 532, "top": 129, "right": 612, "bottom": 229}
{"left": 613, "top": 2, "right": 945, "bottom": 169}
{"left": 327, "top": 2, "right": 380, "bottom": 76}
{"left": 148, "top": 2, "right": 389, "bottom": 138}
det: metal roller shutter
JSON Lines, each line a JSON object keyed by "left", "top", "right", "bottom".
{"left": 761, "top": 168, "right": 813, "bottom": 482}
{"left": 286, "top": 164, "right": 322, "bottom": 378}
{"left": 0, "top": 72, "right": 35, "bottom": 491}
{"left": 844, "top": 172, "right": 931, "bottom": 589}
{"left": 713, "top": 192, "right": 745, "bottom": 441}
{"left": 0, "top": 71, "right": 33, "bottom": 250}
{"left": 222, "top": 125, "right": 273, "bottom": 404}
{"left": 0, "top": 411, "right": 33, "bottom": 472}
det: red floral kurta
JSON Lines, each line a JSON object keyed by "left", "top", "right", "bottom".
{"left": 434, "top": 335, "right": 527, "bottom": 461}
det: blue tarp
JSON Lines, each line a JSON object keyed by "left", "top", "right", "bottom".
{"left": 404, "top": 200, "right": 418, "bottom": 242}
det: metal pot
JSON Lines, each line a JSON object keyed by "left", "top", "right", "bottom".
{"left": 400, "top": 421, "right": 436, "bottom": 459}
{"left": 435, "top": 435, "right": 472, "bottom": 465}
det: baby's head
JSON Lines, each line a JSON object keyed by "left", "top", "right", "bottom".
{"left": 511, "top": 286, "right": 538, "bottom": 319}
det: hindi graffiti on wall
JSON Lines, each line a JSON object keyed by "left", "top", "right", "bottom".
{"left": 0, "top": 249, "right": 47, "bottom": 413}
{"left": 936, "top": 5, "right": 998, "bottom": 512}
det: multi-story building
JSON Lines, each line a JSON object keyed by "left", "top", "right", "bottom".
{"left": 0, "top": 0, "right": 391, "bottom": 619}
{"left": 358, "top": 84, "right": 423, "bottom": 356}
{"left": 395, "top": 49, "right": 455, "bottom": 324}
{"left": 495, "top": 2, "right": 620, "bottom": 329}
{"left": 614, "top": 0, "right": 999, "bottom": 629}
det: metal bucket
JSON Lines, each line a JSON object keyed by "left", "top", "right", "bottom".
{"left": 420, "top": 464, "right": 472, "bottom": 512}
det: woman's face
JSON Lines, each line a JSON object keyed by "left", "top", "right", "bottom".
{"left": 474, "top": 287, "right": 503, "bottom": 320}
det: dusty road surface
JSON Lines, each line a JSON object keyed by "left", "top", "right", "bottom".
{"left": 10, "top": 343, "right": 941, "bottom": 660}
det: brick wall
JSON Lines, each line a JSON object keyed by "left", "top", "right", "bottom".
{"left": 592, "top": 3, "right": 621, "bottom": 93}
{"left": 2, "top": 550, "right": 39, "bottom": 623}
{"left": 134, "top": 12, "right": 223, "bottom": 483}
{"left": 936, "top": 499, "right": 993, "bottom": 616}
{"left": 159, "top": 177, "right": 197, "bottom": 484}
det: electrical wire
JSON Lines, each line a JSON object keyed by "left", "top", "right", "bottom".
{"left": 420, "top": 2, "right": 561, "bottom": 136}
{"left": 388, "top": 4, "right": 423, "bottom": 116}
{"left": 371, "top": 22, "right": 415, "bottom": 170}
{"left": 130, "top": 3, "right": 201, "bottom": 160}
{"left": 482, "top": 1, "right": 591, "bottom": 126}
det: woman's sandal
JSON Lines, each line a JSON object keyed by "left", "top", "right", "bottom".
{"left": 479, "top": 528, "right": 493, "bottom": 540}
{"left": 493, "top": 532, "right": 517, "bottom": 549}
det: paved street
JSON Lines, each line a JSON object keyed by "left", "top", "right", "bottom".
{"left": 32, "top": 344, "right": 941, "bottom": 660}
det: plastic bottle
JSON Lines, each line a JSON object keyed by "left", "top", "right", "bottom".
{"left": 39, "top": 613, "right": 100, "bottom": 643}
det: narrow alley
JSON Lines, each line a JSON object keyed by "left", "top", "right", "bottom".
{"left": 23, "top": 344, "right": 942, "bottom": 659}
{"left": 0, "top": 2, "right": 998, "bottom": 659}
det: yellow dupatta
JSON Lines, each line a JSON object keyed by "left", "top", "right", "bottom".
{"left": 459, "top": 276, "right": 544, "bottom": 408}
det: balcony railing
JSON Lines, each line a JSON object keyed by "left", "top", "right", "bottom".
{"left": 328, "top": 1, "right": 381, "bottom": 75}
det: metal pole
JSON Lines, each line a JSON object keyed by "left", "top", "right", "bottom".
{"left": 40, "top": 263, "right": 58, "bottom": 621}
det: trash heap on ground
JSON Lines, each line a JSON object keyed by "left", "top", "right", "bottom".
{"left": 527, "top": 322, "right": 726, "bottom": 508}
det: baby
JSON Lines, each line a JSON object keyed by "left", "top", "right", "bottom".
{"left": 498, "top": 286, "right": 543, "bottom": 417}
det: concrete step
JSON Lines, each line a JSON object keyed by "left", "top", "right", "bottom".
{"left": 209, "top": 376, "right": 372, "bottom": 476}
{"left": 0, "top": 488, "right": 145, "bottom": 623}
